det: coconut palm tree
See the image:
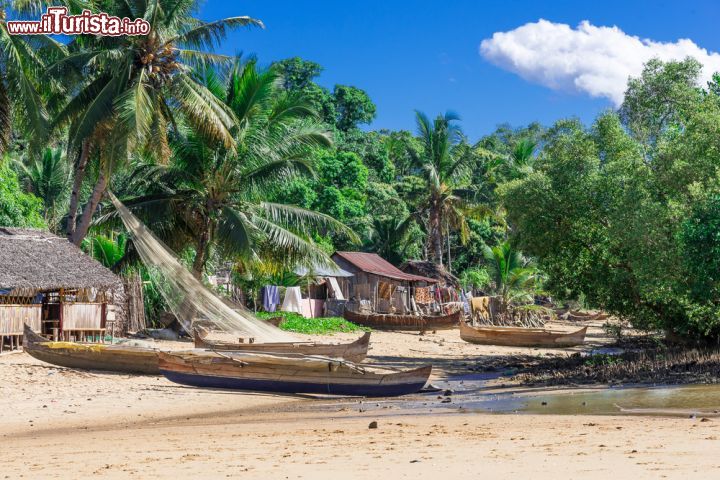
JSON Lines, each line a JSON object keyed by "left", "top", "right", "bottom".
{"left": 14, "top": 147, "right": 72, "bottom": 231}
{"left": 367, "top": 214, "right": 420, "bottom": 265}
{"left": 411, "top": 111, "right": 486, "bottom": 266}
{"left": 102, "top": 60, "right": 357, "bottom": 278}
{"left": 506, "top": 138, "right": 537, "bottom": 179}
{"left": 0, "top": 4, "right": 62, "bottom": 151}
{"left": 50, "top": 0, "right": 262, "bottom": 245}
{"left": 482, "top": 240, "right": 542, "bottom": 308}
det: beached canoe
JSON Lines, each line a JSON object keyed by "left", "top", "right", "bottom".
{"left": 158, "top": 350, "right": 431, "bottom": 397}
{"left": 343, "top": 308, "right": 461, "bottom": 332}
{"left": 459, "top": 319, "right": 587, "bottom": 347}
{"left": 193, "top": 330, "right": 371, "bottom": 363}
{"left": 23, "top": 324, "right": 160, "bottom": 374}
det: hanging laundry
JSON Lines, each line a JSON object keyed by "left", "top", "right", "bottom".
{"left": 460, "top": 291, "right": 471, "bottom": 314}
{"left": 414, "top": 286, "right": 432, "bottom": 304}
{"left": 281, "top": 286, "right": 303, "bottom": 313}
{"left": 326, "top": 277, "right": 345, "bottom": 300}
{"left": 377, "top": 281, "right": 394, "bottom": 300}
{"left": 262, "top": 285, "right": 280, "bottom": 312}
{"left": 471, "top": 296, "right": 491, "bottom": 319}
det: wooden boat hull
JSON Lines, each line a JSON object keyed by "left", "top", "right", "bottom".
{"left": 459, "top": 320, "right": 587, "bottom": 347}
{"left": 343, "top": 308, "right": 461, "bottom": 331}
{"left": 158, "top": 351, "right": 431, "bottom": 397}
{"left": 194, "top": 331, "right": 371, "bottom": 363}
{"left": 23, "top": 324, "right": 160, "bottom": 374}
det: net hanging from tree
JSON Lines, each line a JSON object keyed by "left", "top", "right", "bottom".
{"left": 108, "top": 191, "right": 296, "bottom": 343}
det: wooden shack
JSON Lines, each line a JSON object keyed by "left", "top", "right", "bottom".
{"left": 294, "top": 261, "right": 354, "bottom": 317}
{"left": 0, "top": 228, "right": 124, "bottom": 351}
{"left": 331, "top": 252, "right": 437, "bottom": 314}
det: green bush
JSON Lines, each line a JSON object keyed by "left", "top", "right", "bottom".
{"left": 256, "top": 311, "right": 369, "bottom": 334}
{"left": 0, "top": 162, "right": 46, "bottom": 228}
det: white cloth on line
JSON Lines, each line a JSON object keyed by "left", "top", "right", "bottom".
{"left": 326, "top": 277, "right": 344, "bottom": 300}
{"left": 281, "top": 286, "right": 303, "bottom": 313}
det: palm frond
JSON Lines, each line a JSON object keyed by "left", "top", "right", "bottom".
{"left": 171, "top": 72, "right": 236, "bottom": 148}
{"left": 165, "top": 16, "right": 264, "bottom": 51}
{"left": 116, "top": 69, "right": 153, "bottom": 145}
{"left": 258, "top": 202, "right": 360, "bottom": 243}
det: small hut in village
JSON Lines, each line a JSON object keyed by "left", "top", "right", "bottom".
{"left": 293, "top": 261, "right": 354, "bottom": 317}
{"left": 399, "top": 260, "right": 460, "bottom": 288}
{"left": 0, "top": 228, "right": 126, "bottom": 350}
{"left": 331, "top": 252, "right": 437, "bottom": 314}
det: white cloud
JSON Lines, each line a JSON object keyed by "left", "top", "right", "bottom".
{"left": 480, "top": 19, "right": 720, "bottom": 106}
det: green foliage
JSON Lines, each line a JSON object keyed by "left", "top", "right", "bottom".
{"left": 620, "top": 57, "right": 703, "bottom": 145}
{"left": 105, "top": 59, "right": 355, "bottom": 277}
{"left": 0, "top": 160, "right": 46, "bottom": 228}
{"left": 680, "top": 193, "right": 720, "bottom": 299}
{"left": 501, "top": 60, "right": 720, "bottom": 339}
{"left": 256, "top": 311, "right": 368, "bottom": 334}
{"left": 82, "top": 233, "right": 127, "bottom": 268}
{"left": 311, "top": 150, "right": 369, "bottom": 225}
{"left": 14, "top": 147, "right": 72, "bottom": 232}
{"left": 459, "top": 266, "right": 491, "bottom": 291}
{"left": 482, "top": 240, "right": 543, "bottom": 305}
{"left": 411, "top": 110, "right": 486, "bottom": 266}
{"left": 273, "top": 57, "right": 323, "bottom": 91}
{"left": 333, "top": 85, "right": 377, "bottom": 131}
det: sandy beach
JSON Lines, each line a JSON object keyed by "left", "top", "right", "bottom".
{"left": 3, "top": 323, "right": 718, "bottom": 479}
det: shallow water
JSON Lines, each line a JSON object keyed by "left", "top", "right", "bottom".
{"left": 310, "top": 377, "right": 720, "bottom": 417}
{"left": 496, "top": 383, "right": 720, "bottom": 416}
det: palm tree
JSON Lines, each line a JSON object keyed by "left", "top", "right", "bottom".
{"left": 14, "top": 147, "right": 72, "bottom": 231}
{"left": 482, "top": 240, "right": 542, "bottom": 308}
{"left": 82, "top": 232, "right": 127, "bottom": 268}
{"left": 411, "top": 111, "right": 485, "bottom": 266}
{"left": 50, "top": 0, "right": 262, "bottom": 245}
{"left": 104, "top": 60, "right": 357, "bottom": 278}
{"left": 0, "top": 4, "right": 61, "bottom": 151}
{"left": 368, "top": 214, "right": 420, "bottom": 265}
{"left": 507, "top": 138, "right": 537, "bottom": 179}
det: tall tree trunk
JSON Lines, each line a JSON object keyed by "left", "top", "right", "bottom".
{"left": 446, "top": 222, "right": 451, "bottom": 273}
{"left": 191, "top": 221, "right": 211, "bottom": 280}
{"left": 66, "top": 140, "right": 90, "bottom": 240}
{"left": 427, "top": 203, "right": 444, "bottom": 266}
{"left": 71, "top": 170, "right": 106, "bottom": 246}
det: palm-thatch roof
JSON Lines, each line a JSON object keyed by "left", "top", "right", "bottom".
{"left": 398, "top": 260, "right": 460, "bottom": 287}
{"left": 0, "top": 228, "right": 121, "bottom": 292}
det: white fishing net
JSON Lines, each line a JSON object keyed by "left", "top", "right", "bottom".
{"left": 108, "top": 191, "right": 296, "bottom": 343}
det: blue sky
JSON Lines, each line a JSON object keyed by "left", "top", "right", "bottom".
{"left": 201, "top": 1, "right": 720, "bottom": 140}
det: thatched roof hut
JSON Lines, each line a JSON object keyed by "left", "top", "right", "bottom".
{"left": 398, "top": 260, "right": 460, "bottom": 288}
{"left": 0, "top": 228, "right": 121, "bottom": 291}
{"left": 0, "top": 228, "right": 125, "bottom": 346}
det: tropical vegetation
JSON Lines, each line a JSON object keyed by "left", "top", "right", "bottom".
{"left": 1, "top": 1, "right": 718, "bottom": 340}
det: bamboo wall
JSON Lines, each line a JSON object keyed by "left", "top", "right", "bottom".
{"left": 0, "top": 305, "right": 42, "bottom": 335}
{"left": 62, "top": 303, "right": 103, "bottom": 331}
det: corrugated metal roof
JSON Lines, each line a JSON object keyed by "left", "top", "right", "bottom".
{"left": 332, "top": 252, "right": 438, "bottom": 283}
{"left": 294, "top": 262, "right": 354, "bottom": 278}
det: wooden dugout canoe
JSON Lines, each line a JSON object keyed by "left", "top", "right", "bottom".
{"left": 158, "top": 350, "right": 432, "bottom": 397}
{"left": 23, "top": 324, "right": 160, "bottom": 374}
{"left": 459, "top": 319, "right": 587, "bottom": 347}
{"left": 193, "top": 330, "right": 371, "bottom": 363}
{"left": 343, "top": 308, "right": 461, "bottom": 332}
